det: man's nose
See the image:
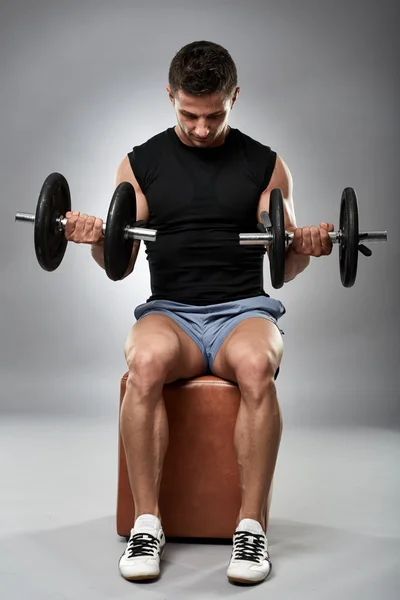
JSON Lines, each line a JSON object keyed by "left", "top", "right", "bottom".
{"left": 194, "top": 120, "right": 210, "bottom": 138}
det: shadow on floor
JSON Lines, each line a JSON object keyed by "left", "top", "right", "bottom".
{"left": 1, "top": 515, "right": 399, "bottom": 600}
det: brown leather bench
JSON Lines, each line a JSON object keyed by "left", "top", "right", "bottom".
{"left": 116, "top": 373, "right": 272, "bottom": 539}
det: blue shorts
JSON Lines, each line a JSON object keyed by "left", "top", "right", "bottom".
{"left": 134, "top": 295, "right": 286, "bottom": 376}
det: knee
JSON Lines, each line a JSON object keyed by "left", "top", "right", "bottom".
{"left": 235, "top": 350, "right": 279, "bottom": 395}
{"left": 237, "top": 353, "right": 279, "bottom": 411}
{"left": 124, "top": 338, "right": 179, "bottom": 388}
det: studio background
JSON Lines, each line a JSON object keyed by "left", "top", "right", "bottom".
{"left": 1, "top": 0, "right": 398, "bottom": 426}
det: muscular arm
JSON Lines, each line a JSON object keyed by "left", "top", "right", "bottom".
{"left": 91, "top": 155, "right": 150, "bottom": 279}
{"left": 257, "top": 155, "right": 311, "bottom": 283}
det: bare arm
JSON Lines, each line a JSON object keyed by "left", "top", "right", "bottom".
{"left": 257, "top": 155, "right": 311, "bottom": 283}
{"left": 91, "top": 155, "right": 150, "bottom": 278}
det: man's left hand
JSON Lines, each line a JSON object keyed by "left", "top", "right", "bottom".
{"left": 290, "top": 222, "right": 334, "bottom": 257}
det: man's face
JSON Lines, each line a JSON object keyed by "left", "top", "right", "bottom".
{"left": 168, "top": 88, "right": 239, "bottom": 148}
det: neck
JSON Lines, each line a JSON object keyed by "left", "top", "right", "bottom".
{"left": 174, "top": 125, "right": 231, "bottom": 148}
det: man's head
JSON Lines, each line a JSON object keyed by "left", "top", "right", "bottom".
{"left": 167, "top": 41, "right": 240, "bottom": 148}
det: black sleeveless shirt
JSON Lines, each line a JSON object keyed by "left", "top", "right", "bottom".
{"left": 127, "top": 127, "right": 276, "bottom": 305}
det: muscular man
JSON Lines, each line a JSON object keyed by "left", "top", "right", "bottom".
{"left": 65, "top": 41, "right": 333, "bottom": 585}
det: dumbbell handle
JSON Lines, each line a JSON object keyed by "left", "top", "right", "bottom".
{"left": 239, "top": 230, "right": 388, "bottom": 245}
{"left": 15, "top": 212, "right": 157, "bottom": 243}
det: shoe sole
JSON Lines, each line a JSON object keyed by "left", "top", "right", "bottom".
{"left": 122, "top": 573, "right": 160, "bottom": 581}
{"left": 227, "top": 568, "right": 272, "bottom": 585}
{"left": 227, "top": 575, "right": 263, "bottom": 584}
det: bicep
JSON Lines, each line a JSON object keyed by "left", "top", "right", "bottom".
{"left": 114, "top": 155, "right": 150, "bottom": 222}
{"left": 114, "top": 155, "right": 150, "bottom": 276}
{"left": 257, "top": 155, "right": 297, "bottom": 232}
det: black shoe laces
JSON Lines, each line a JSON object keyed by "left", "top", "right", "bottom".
{"left": 126, "top": 533, "right": 159, "bottom": 558}
{"left": 233, "top": 531, "right": 266, "bottom": 562}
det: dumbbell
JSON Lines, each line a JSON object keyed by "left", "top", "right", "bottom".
{"left": 15, "top": 172, "right": 157, "bottom": 281}
{"left": 239, "top": 188, "right": 387, "bottom": 288}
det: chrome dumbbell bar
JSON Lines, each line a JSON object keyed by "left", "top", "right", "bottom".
{"left": 239, "top": 230, "right": 388, "bottom": 245}
{"left": 15, "top": 211, "right": 157, "bottom": 243}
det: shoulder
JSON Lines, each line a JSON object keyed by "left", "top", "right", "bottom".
{"left": 234, "top": 133, "right": 291, "bottom": 189}
{"left": 131, "top": 129, "right": 171, "bottom": 154}
{"left": 115, "top": 129, "right": 171, "bottom": 186}
{"left": 126, "top": 129, "right": 172, "bottom": 175}
{"left": 234, "top": 129, "right": 278, "bottom": 189}
{"left": 233, "top": 128, "right": 275, "bottom": 154}
{"left": 267, "top": 155, "right": 293, "bottom": 192}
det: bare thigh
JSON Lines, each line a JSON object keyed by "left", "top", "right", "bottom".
{"left": 212, "top": 318, "right": 284, "bottom": 383}
{"left": 124, "top": 313, "right": 206, "bottom": 383}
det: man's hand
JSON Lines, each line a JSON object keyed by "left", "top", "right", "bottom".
{"left": 65, "top": 211, "right": 104, "bottom": 244}
{"left": 289, "top": 222, "right": 334, "bottom": 257}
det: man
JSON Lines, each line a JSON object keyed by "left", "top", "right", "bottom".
{"left": 65, "top": 41, "right": 333, "bottom": 585}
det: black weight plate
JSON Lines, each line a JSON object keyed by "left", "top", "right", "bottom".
{"left": 34, "top": 172, "right": 71, "bottom": 271}
{"left": 104, "top": 182, "right": 137, "bottom": 281}
{"left": 339, "top": 187, "right": 359, "bottom": 287}
{"left": 269, "top": 188, "right": 286, "bottom": 289}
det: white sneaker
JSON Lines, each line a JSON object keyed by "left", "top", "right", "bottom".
{"left": 227, "top": 518, "right": 272, "bottom": 584}
{"left": 118, "top": 514, "right": 165, "bottom": 581}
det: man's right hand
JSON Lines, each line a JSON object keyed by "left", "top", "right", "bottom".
{"left": 65, "top": 211, "right": 104, "bottom": 244}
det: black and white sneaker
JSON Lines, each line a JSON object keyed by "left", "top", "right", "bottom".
{"left": 118, "top": 514, "right": 165, "bottom": 581}
{"left": 227, "top": 518, "right": 272, "bottom": 584}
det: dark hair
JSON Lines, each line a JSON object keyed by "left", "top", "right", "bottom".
{"left": 168, "top": 41, "right": 238, "bottom": 97}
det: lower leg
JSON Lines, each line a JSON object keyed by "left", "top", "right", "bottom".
{"left": 120, "top": 374, "right": 169, "bottom": 521}
{"left": 234, "top": 379, "right": 283, "bottom": 532}
{"left": 262, "top": 480, "right": 275, "bottom": 533}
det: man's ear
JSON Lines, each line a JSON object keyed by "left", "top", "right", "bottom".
{"left": 166, "top": 85, "right": 175, "bottom": 104}
{"left": 231, "top": 86, "right": 241, "bottom": 108}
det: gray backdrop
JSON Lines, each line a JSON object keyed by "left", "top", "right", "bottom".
{"left": 1, "top": 0, "right": 398, "bottom": 426}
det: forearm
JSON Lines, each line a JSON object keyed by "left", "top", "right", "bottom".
{"left": 91, "top": 239, "right": 140, "bottom": 279}
{"left": 284, "top": 246, "right": 311, "bottom": 283}
{"left": 91, "top": 240, "right": 105, "bottom": 270}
